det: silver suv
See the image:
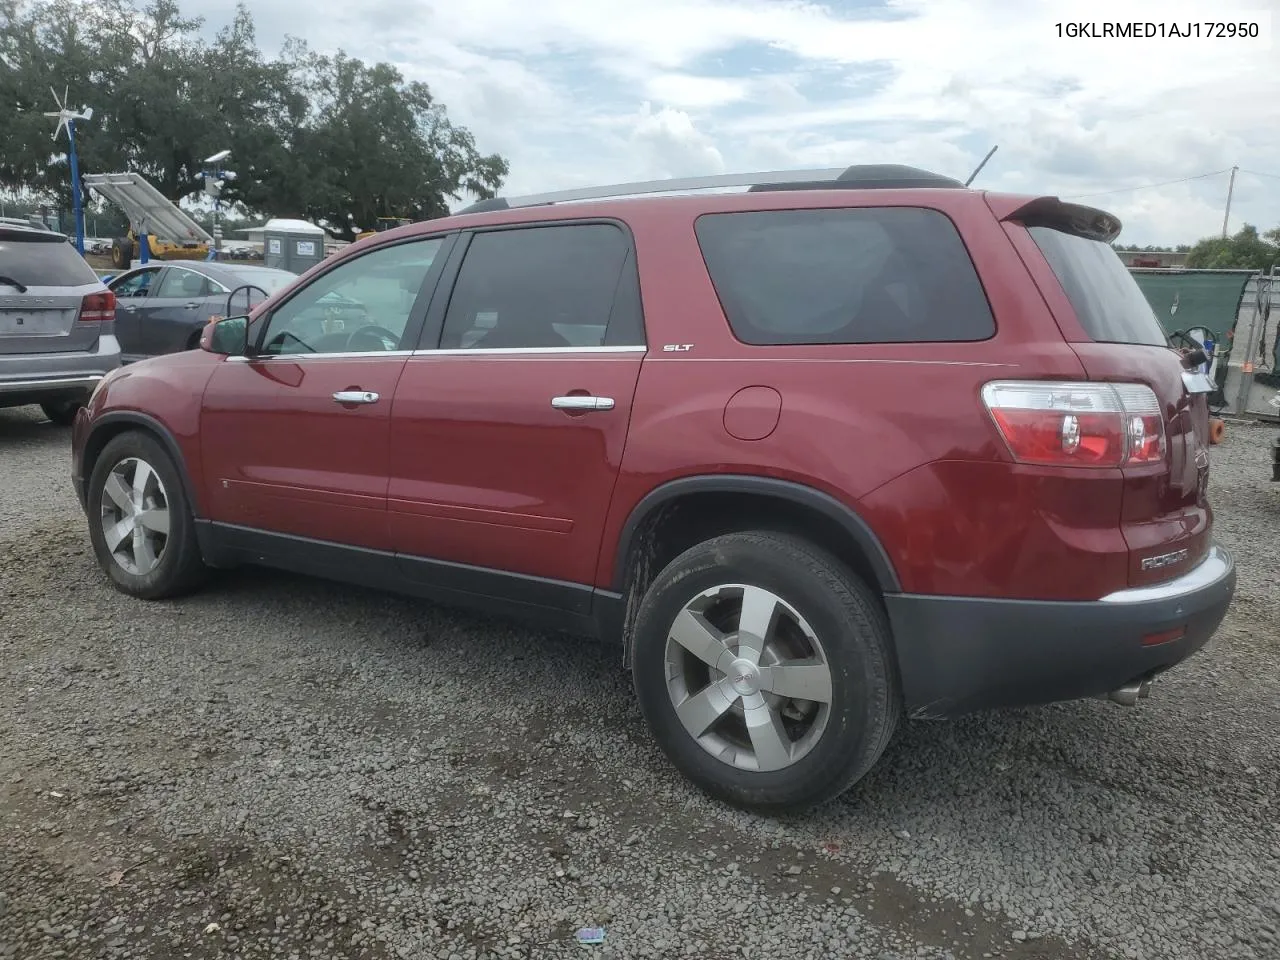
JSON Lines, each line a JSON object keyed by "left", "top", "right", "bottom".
{"left": 0, "top": 224, "right": 121, "bottom": 424}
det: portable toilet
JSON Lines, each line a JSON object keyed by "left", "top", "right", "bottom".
{"left": 262, "top": 219, "right": 326, "bottom": 273}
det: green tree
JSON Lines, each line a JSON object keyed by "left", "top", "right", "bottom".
{"left": 280, "top": 48, "right": 507, "bottom": 239}
{"left": 1186, "top": 223, "right": 1280, "bottom": 272}
{"left": 0, "top": 0, "right": 507, "bottom": 239}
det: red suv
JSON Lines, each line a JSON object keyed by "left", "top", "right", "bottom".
{"left": 71, "top": 164, "right": 1236, "bottom": 812}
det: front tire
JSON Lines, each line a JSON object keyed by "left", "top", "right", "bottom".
{"left": 86, "top": 431, "right": 207, "bottom": 600}
{"left": 631, "top": 531, "right": 900, "bottom": 813}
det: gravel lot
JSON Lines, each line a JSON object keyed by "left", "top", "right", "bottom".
{"left": 2, "top": 405, "right": 1278, "bottom": 960}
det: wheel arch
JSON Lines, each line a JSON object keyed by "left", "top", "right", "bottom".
{"left": 81, "top": 412, "right": 204, "bottom": 518}
{"left": 610, "top": 475, "right": 902, "bottom": 656}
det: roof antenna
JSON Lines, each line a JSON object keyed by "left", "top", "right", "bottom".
{"left": 964, "top": 145, "right": 998, "bottom": 187}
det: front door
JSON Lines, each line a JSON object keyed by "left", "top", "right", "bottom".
{"left": 138, "top": 266, "right": 221, "bottom": 356}
{"left": 388, "top": 222, "right": 647, "bottom": 592}
{"left": 107, "top": 266, "right": 162, "bottom": 362}
{"left": 200, "top": 234, "right": 453, "bottom": 552}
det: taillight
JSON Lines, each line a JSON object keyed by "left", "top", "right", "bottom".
{"left": 78, "top": 291, "right": 116, "bottom": 322}
{"left": 981, "top": 380, "right": 1166, "bottom": 468}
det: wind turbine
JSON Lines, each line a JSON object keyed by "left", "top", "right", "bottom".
{"left": 43, "top": 85, "right": 93, "bottom": 255}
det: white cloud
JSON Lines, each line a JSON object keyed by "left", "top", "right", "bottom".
{"left": 630, "top": 103, "right": 727, "bottom": 178}
{"left": 644, "top": 74, "right": 748, "bottom": 109}
{"left": 188, "top": 0, "right": 1280, "bottom": 244}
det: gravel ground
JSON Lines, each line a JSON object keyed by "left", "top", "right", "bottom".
{"left": 2, "top": 405, "right": 1278, "bottom": 960}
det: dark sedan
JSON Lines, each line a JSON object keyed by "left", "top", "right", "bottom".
{"left": 104, "top": 261, "right": 298, "bottom": 363}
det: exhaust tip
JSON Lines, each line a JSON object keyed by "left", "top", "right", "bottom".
{"left": 1105, "top": 681, "right": 1147, "bottom": 707}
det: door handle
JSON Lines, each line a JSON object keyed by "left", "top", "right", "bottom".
{"left": 124, "top": 305, "right": 138, "bottom": 313}
{"left": 333, "top": 390, "right": 380, "bottom": 404}
{"left": 551, "top": 395, "right": 615, "bottom": 411}
{"left": 184, "top": 301, "right": 200, "bottom": 309}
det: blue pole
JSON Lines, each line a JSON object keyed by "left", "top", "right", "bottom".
{"left": 67, "top": 118, "right": 85, "bottom": 256}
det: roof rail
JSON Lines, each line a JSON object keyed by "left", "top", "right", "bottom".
{"left": 457, "top": 164, "right": 965, "bottom": 214}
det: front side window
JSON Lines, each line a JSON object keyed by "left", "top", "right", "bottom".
{"left": 438, "top": 223, "right": 642, "bottom": 350}
{"left": 694, "top": 207, "right": 995, "bottom": 345}
{"left": 110, "top": 268, "right": 161, "bottom": 299}
{"left": 259, "top": 238, "right": 444, "bottom": 355}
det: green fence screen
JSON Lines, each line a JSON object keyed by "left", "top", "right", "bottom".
{"left": 1129, "top": 269, "right": 1254, "bottom": 341}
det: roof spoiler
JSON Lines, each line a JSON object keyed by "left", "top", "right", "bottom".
{"left": 993, "top": 195, "right": 1122, "bottom": 243}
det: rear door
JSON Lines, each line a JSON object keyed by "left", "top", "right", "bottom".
{"left": 1003, "top": 200, "right": 1211, "bottom": 587}
{"left": 387, "top": 221, "right": 646, "bottom": 595}
{"left": 0, "top": 228, "right": 104, "bottom": 354}
{"left": 106, "top": 266, "right": 163, "bottom": 361}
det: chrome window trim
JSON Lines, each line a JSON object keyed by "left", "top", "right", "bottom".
{"left": 227, "top": 345, "right": 648, "bottom": 362}
{"left": 411, "top": 345, "right": 647, "bottom": 356}
{"left": 227, "top": 350, "right": 415, "bottom": 362}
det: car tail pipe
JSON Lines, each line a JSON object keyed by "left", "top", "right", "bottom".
{"left": 1104, "top": 679, "right": 1153, "bottom": 707}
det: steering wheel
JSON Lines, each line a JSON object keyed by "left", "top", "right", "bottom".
{"left": 226, "top": 283, "right": 270, "bottom": 318}
{"left": 344, "top": 324, "right": 401, "bottom": 352}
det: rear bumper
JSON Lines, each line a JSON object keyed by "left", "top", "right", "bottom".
{"left": 884, "top": 544, "right": 1236, "bottom": 718}
{"left": 0, "top": 335, "right": 120, "bottom": 405}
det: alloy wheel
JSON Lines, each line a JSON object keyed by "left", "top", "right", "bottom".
{"left": 663, "top": 583, "right": 833, "bottom": 772}
{"left": 98, "top": 457, "right": 171, "bottom": 576}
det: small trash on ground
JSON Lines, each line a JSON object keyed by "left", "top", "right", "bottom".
{"left": 575, "top": 926, "right": 606, "bottom": 945}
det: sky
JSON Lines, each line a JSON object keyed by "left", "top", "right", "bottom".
{"left": 185, "top": 0, "right": 1279, "bottom": 247}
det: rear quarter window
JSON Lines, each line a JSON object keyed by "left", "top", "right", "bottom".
{"left": 1027, "top": 226, "right": 1168, "bottom": 347}
{"left": 693, "top": 207, "right": 995, "bottom": 345}
{"left": 0, "top": 233, "right": 99, "bottom": 287}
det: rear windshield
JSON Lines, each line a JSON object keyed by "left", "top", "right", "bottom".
{"left": 0, "top": 231, "right": 99, "bottom": 288}
{"left": 694, "top": 207, "right": 995, "bottom": 345}
{"left": 1028, "top": 226, "right": 1167, "bottom": 346}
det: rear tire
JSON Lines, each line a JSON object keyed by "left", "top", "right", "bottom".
{"left": 40, "top": 399, "right": 82, "bottom": 426}
{"left": 86, "top": 430, "right": 207, "bottom": 600}
{"left": 631, "top": 531, "right": 900, "bottom": 813}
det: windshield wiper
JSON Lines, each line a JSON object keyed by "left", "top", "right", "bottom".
{"left": 0, "top": 276, "right": 28, "bottom": 293}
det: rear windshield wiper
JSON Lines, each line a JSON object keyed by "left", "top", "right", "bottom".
{"left": 0, "top": 275, "right": 28, "bottom": 293}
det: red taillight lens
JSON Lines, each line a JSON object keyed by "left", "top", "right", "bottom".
{"left": 982, "top": 381, "right": 1166, "bottom": 468}
{"left": 78, "top": 291, "right": 116, "bottom": 322}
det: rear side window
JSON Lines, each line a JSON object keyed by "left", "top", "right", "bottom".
{"left": 439, "top": 223, "right": 643, "bottom": 350}
{"left": 0, "top": 232, "right": 99, "bottom": 287}
{"left": 1028, "top": 226, "right": 1168, "bottom": 346}
{"left": 156, "top": 268, "right": 215, "bottom": 299}
{"left": 693, "top": 207, "right": 995, "bottom": 345}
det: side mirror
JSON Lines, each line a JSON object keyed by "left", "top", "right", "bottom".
{"left": 200, "top": 315, "right": 249, "bottom": 356}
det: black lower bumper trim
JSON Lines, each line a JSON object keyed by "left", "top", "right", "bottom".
{"left": 884, "top": 545, "right": 1236, "bottom": 718}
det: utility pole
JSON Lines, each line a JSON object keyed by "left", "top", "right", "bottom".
{"left": 1221, "top": 165, "right": 1238, "bottom": 239}
{"left": 201, "top": 149, "right": 233, "bottom": 261}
